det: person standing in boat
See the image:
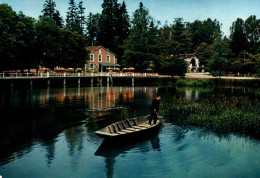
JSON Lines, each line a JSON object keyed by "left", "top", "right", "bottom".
{"left": 149, "top": 96, "right": 161, "bottom": 125}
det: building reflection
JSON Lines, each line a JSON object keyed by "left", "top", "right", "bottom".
{"left": 36, "top": 86, "right": 159, "bottom": 112}
{"left": 184, "top": 88, "right": 199, "bottom": 100}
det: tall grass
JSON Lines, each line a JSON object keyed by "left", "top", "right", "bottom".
{"left": 160, "top": 95, "right": 260, "bottom": 135}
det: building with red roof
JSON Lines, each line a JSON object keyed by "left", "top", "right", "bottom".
{"left": 86, "top": 46, "right": 120, "bottom": 72}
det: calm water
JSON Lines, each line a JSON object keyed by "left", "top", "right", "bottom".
{"left": 1, "top": 86, "right": 260, "bottom": 178}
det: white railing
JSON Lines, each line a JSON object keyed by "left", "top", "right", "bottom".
{"left": 0, "top": 72, "right": 158, "bottom": 78}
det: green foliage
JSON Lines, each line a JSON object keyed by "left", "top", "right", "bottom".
{"left": 176, "top": 79, "right": 213, "bottom": 87}
{"left": 187, "top": 18, "right": 222, "bottom": 50}
{"left": 40, "top": 0, "right": 63, "bottom": 28}
{"left": 35, "top": 17, "right": 88, "bottom": 69}
{"left": 195, "top": 42, "right": 214, "bottom": 66}
{"left": 35, "top": 17, "right": 60, "bottom": 69}
{"left": 65, "top": 0, "right": 86, "bottom": 34}
{"left": 59, "top": 29, "right": 89, "bottom": 68}
{"left": 0, "top": 4, "right": 36, "bottom": 71}
{"left": 122, "top": 2, "right": 158, "bottom": 71}
{"left": 244, "top": 15, "right": 260, "bottom": 54}
{"left": 86, "top": 13, "right": 101, "bottom": 46}
{"left": 1, "top": 2, "right": 260, "bottom": 76}
{"left": 229, "top": 18, "right": 247, "bottom": 56}
{"left": 207, "top": 36, "right": 232, "bottom": 76}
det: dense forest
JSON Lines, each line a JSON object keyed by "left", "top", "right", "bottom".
{"left": 0, "top": 0, "right": 260, "bottom": 76}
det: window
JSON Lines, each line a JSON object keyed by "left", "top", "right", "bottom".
{"left": 107, "top": 55, "right": 110, "bottom": 62}
{"left": 90, "top": 54, "right": 94, "bottom": 62}
{"left": 89, "top": 63, "right": 93, "bottom": 69}
{"left": 99, "top": 49, "right": 101, "bottom": 54}
{"left": 98, "top": 55, "right": 102, "bottom": 62}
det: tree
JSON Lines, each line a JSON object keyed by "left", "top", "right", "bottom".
{"left": 97, "top": 0, "right": 117, "bottom": 51}
{"left": 187, "top": 18, "right": 221, "bottom": 51}
{"left": 170, "top": 18, "right": 192, "bottom": 56}
{"left": 207, "top": 36, "right": 232, "bottom": 77}
{"left": 78, "top": 1, "right": 86, "bottom": 29}
{"left": 66, "top": 0, "right": 82, "bottom": 34}
{"left": 40, "top": 0, "right": 63, "bottom": 28}
{"left": 0, "top": 4, "right": 26, "bottom": 71}
{"left": 41, "top": 0, "right": 56, "bottom": 19}
{"left": 52, "top": 10, "right": 63, "bottom": 28}
{"left": 229, "top": 18, "right": 248, "bottom": 56}
{"left": 17, "top": 12, "right": 37, "bottom": 71}
{"left": 35, "top": 17, "right": 60, "bottom": 69}
{"left": 66, "top": 0, "right": 78, "bottom": 23}
{"left": 86, "top": 13, "right": 101, "bottom": 46}
{"left": 194, "top": 42, "right": 214, "bottom": 66}
{"left": 244, "top": 15, "right": 260, "bottom": 54}
{"left": 159, "top": 56, "right": 188, "bottom": 77}
{"left": 122, "top": 2, "right": 153, "bottom": 71}
{"left": 58, "top": 29, "right": 89, "bottom": 68}
{"left": 113, "top": 1, "right": 130, "bottom": 62}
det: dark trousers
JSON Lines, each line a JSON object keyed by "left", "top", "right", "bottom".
{"left": 149, "top": 110, "right": 157, "bottom": 125}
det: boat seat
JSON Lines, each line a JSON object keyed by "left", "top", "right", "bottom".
{"left": 127, "top": 120, "right": 136, "bottom": 127}
{"left": 133, "top": 118, "right": 138, "bottom": 125}
{"left": 126, "top": 127, "right": 142, "bottom": 131}
{"left": 123, "top": 120, "right": 131, "bottom": 128}
{"left": 132, "top": 126, "right": 147, "bottom": 130}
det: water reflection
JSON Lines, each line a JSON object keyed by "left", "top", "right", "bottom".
{"left": 1, "top": 86, "right": 260, "bottom": 177}
{"left": 41, "top": 136, "right": 57, "bottom": 166}
{"left": 0, "top": 86, "right": 158, "bottom": 166}
{"left": 95, "top": 131, "right": 161, "bottom": 178}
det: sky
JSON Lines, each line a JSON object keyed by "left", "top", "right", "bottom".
{"left": 1, "top": 0, "right": 260, "bottom": 36}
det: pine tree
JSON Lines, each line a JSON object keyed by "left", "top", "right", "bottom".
{"left": 86, "top": 13, "right": 101, "bottom": 46}
{"left": 97, "top": 0, "right": 116, "bottom": 50}
{"left": 230, "top": 18, "right": 248, "bottom": 56}
{"left": 122, "top": 2, "right": 153, "bottom": 71}
{"left": 113, "top": 1, "right": 130, "bottom": 62}
{"left": 41, "top": 0, "right": 56, "bottom": 18}
{"left": 66, "top": 0, "right": 78, "bottom": 24}
{"left": 40, "top": 0, "right": 63, "bottom": 28}
{"left": 66, "top": 0, "right": 83, "bottom": 34}
{"left": 78, "top": 1, "right": 86, "bottom": 29}
{"left": 170, "top": 18, "right": 192, "bottom": 56}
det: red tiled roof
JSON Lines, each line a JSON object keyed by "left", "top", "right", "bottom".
{"left": 86, "top": 46, "right": 116, "bottom": 56}
{"left": 86, "top": 46, "right": 102, "bottom": 51}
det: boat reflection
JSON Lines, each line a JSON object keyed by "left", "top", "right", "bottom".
{"left": 95, "top": 131, "right": 161, "bottom": 178}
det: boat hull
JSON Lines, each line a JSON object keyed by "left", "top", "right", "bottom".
{"left": 95, "top": 116, "right": 163, "bottom": 139}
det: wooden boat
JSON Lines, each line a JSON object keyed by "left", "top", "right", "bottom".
{"left": 95, "top": 115, "right": 163, "bottom": 139}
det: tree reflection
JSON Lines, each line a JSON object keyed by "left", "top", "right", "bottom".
{"left": 41, "top": 136, "right": 57, "bottom": 166}
{"left": 64, "top": 125, "right": 85, "bottom": 156}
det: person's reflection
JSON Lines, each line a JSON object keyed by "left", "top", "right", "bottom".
{"left": 95, "top": 133, "right": 161, "bottom": 178}
{"left": 150, "top": 135, "right": 161, "bottom": 151}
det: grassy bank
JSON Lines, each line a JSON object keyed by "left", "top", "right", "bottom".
{"left": 161, "top": 94, "right": 260, "bottom": 135}
{"left": 175, "top": 79, "right": 214, "bottom": 87}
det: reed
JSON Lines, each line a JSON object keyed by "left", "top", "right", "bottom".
{"left": 161, "top": 95, "right": 260, "bottom": 135}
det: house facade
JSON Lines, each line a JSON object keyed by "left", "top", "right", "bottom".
{"left": 86, "top": 46, "right": 120, "bottom": 72}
